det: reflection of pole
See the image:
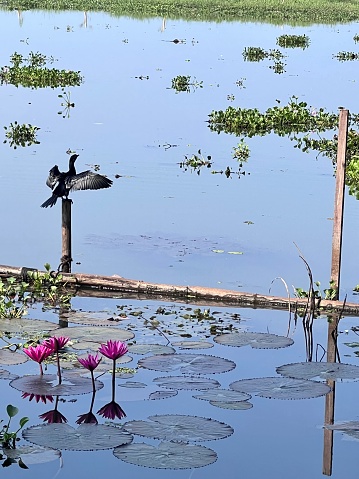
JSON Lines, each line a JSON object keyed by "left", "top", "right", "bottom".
{"left": 330, "top": 109, "right": 348, "bottom": 300}
{"left": 61, "top": 199, "right": 72, "bottom": 273}
{"left": 322, "top": 317, "right": 339, "bottom": 476}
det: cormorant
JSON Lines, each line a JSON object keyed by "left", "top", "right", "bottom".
{"left": 41, "top": 154, "right": 113, "bottom": 208}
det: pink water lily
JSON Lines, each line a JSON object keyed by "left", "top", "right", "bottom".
{"left": 97, "top": 401, "right": 126, "bottom": 420}
{"left": 23, "top": 345, "right": 53, "bottom": 374}
{"left": 78, "top": 354, "right": 101, "bottom": 371}
{"left": 76, "top": 412, "right": 98, "bottom": 425}
{"left": 98, "top": 340, "right": 128, "bottom": 360}
{"left": 22, "top": 392, "right": 53, "bottom": 404}
{"left": 43, "top": 336, "right": 69, "bottom": 353}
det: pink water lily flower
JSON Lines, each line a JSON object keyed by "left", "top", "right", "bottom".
{"left": 97, "top": 401, "right": 126, "bottom": 420}
{"left": 39, "top": 409, "right": 68, "bottom": 424}
{"left": 43, "top": 336, "right": 69, "bottom": 353}
{"left": 23, "top": 345, "right": 53, "bottom": 362}
{"left": 76, "top": 412, "right": 98, "bottom": 425}
{"left": 78, "top": 354, "right": 101, "bottom": 371}
{"left": 98, "top": 340, "right": 128, "bottom": 360}
{"left": 23, "top": 344, "right": 53, "bottom": 374}
{"left": 22, "top": 392, "right": 53, "bottom": 404}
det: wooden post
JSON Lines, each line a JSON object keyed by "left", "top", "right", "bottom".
{"left": 61, "top": 199, "right": 72, "bottom": 273}
{"left": 330, "top": 109, "right": 349, "bottom": 300}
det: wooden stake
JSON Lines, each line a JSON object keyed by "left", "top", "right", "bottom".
{"left": 61, "top": 199, "right": 72, "bottom": 273}
{"left": 330, "top": 109, "right": 349, "bottom": 300}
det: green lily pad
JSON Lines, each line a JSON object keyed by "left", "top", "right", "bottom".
{"left": 0, "top": 368, "right": 18, "bottom": 380}
{"left": 209, "top": 400, "right": 253, "bottom": 410}
{"left": 0, "top": 350, "right": 28, "bottom": 366}
{"left": 127, "top": 344, "right": 175, "bottom": 355}
{"left": 214, "top": 332, "right": 293, "bottom": 349}
{"left": 193, "top": 389, "right": 251, "bottom": 402}
{"left": 171, "top": 341, "right": 213, "bottom": 349}
{"left": 276, "top": 362, "right": 359, "bottom": 381}
{"left": 10, "top": 374, "right": 103, "bottom": 396}
{"left": 113, "top": 441, "right": 217, "bottom": 469}
{"left": 149, "top": 390, "right": 178, "bottom": 400}
{"left": 123, "top": 414, "right": 233, "bottom": 442}
{"left": 153, "top": 376, "right": 220, "bottom": 390}
{"left": 139, "top": 353, "right": 235, "bottom": 374}
{"left": 51, "top": 326, "right": 134, "bottom": 342}
{"left": 23, "top": 423, "right": 133, "bottom": 451}
{"left": 0, "top": 318, "right": 58, "bottom": 337}
{"left": 3, "top": 445, "right": 61, "bottom": 465}
{"left": 230, "top": 377, "right": 330, "bottom": 400}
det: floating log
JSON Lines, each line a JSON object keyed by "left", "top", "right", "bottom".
{"left": 0, "top": 264, "right": 358, "bottom": 315}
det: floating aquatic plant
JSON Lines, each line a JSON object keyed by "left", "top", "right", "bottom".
{"left": 138, "top": 353, "right": 236, "bottom": 374}
{"left": 153, "top": 375, "right": 221, "bottom": 390}
{"left": 276, "top": 34, "right": 310, "bottom": 49}
{"left": 214, "top": 331, "right": 294, "bottom": 349}
{"left": 3, "top": 122, "right": 40, "bottom": 149}
{"left": 276, "top": 361, "right": 359, "bottom": 381}
{"left": 230, "top": 377, "right": 331, "bottom": 399}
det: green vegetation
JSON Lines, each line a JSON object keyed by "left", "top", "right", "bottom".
{"left": 208, "top": 97, "right": 359, "bottom": 197}
{"left": 276, "top": 34, "right": 310, "bottom": 49}
{"left": 0, "top": 51, "right": 83, "bottom": 89}
{"left": 3, "top": 0, "right": 359, "bottom": 24}
{"left": 0, "top": 265, "right": 72, "bottom": 319}
{"left": 3, "top": 121, "right": 40, "bottom": 149}
{"left": 0, "top": 405, "right": 29, "bottom": 451}
{"left": 171, "top": 75, "right": 203, "bottom": 93}
{"left": 242, "top": 47, "right": 286, "bottom": 74}
{"left": 179, "top": 149, "right": 212, "bottom": 174}
{"left": 334, "top": 51, "right": 359, "bottom": 61}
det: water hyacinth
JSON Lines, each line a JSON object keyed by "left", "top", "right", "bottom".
{"left": 98, "top": 340, "right": 128, "bottom": 360}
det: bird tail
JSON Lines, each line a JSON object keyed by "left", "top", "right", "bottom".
{"left": 41, "top": 195, "right": 58, "bottom": 208}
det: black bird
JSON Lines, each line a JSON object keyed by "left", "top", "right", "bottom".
{"left": 41, "top": 154, "right": 113, "bottom": 208}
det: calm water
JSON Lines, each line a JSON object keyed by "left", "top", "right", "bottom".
{"left": 0, "top": 9, "right": 359, "bottom": 478}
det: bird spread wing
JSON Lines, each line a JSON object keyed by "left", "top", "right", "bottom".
{"left": 66, "top": 171, "right": 113, "bottom": 192}
{"left": 46, "top": 165, "right": 61, "bottom": 189}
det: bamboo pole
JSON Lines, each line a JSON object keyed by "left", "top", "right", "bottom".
{"left": 0, "top": 264, "right": 359, "bottom": 314}
{"left": 61, "top": 199, "right": 72, "bottom": 273}
{"left": 330, "top": 109, "right": 349, "bottom": 300}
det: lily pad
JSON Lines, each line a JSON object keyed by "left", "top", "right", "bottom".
{"left": 61, "top": 311, "right": 118, "bottom": 326}
{"left": 193, "top": 389, "right": 251, "bottom": 402}
{"left": 209, "top": 400, "right": 253, "bottom": 410}
{"left": 153, "top": 376, "right": 220, "bottom": 390}
{"left": 0, "top": 350, "right": 28, "bottom": 366}
{"left": 138, "top": 353, "right": 235, "bottom": 374}
{"left": 3, "top": 445, "right": 61, "bottom": 465}
{"left": 10, "top": 374, "right": 103, "bottom": 396}
{"left": 51, "top": 326, "right": 134, "bottom": 342}
{"left": 276, "top": 362, "right": 359, "bottom": 381}
{"left": 0, "top": 318, "right": 58, "bottom": 337}
{"left": 0, "top": 368, "right": 19, "bottom": 380}
{"left": 171, "top": 341, "right": 213, "bottom": 350}
{"left": 214, "top": 332, "right": 294, "bottom": 349}
{"left": 23, "top": 423, "right": 133, "bottom": 451}
{"left": 123, "top": 414, "right": 233, "bottom": 442}
{"left": 113, "top": 441, "right": 217, "bottom": 469}
{"left": 230, "top": 377, "right": 331, "bottom": 399}
{"left": 325, "top": 422, "right": 359, "bottom": 440}
{"left": 127, "top": 344, "right": 175, "bottom": 355}
{"left": 119, "top": 381, "right": 147, "bottom": 388}
{"left": 149, "top": 390, "right": 178, "bottom": 400}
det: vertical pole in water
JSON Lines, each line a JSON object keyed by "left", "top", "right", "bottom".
{"left": 330, "top": 108, "right": 348, "bottom": 300}
{"left": 61, "top": 199, "right": 72, "bottom": 273}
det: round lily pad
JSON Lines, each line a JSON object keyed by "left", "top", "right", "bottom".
{"left": 138, "top": 353, "right": 235, "bottom": 374}
{"left": 325, "top": 422, "right": 359, "bottom": 440}
{"left": 61, "top": 311, "right": 118, "bottom": 326}
{"left": 153, "top": 376, "right": 220, "bottom": 390}
{"left": 0, "top": 368, "right": 19, "bottom": 380}
{"left": 171, "top": 341, "right": 213, "bottom": 350}
{"left": 276, "top": 361, "right": 359, "bottom": 381}
{"left": 127, "top": 344, "right": 175, "bottom": 355}
{"left": 23, "top": 423, "right": 133, "bottom": 451}
{"left": 10, "top": 374, "right": 103, "bottom": 396}
{"left": 149, "top": 390, "right": 178, "bottom": 400}
{"left": 0, "top": 318, "right": 58, "bottom": 337}
{"left": 0, "top": 349, "right": 28, "bottom": 366}
{"left": 193, "top": 389, "right": 251, "bottom": 402}
{"left": 3, "top": 445, "right": 61, "bottom": 465}
{"left": 123, "top": 414, "right": 233, "bottom": 442}
{"left": 209, "top": 400, "right": 253, "bottom": 410}
{"left": 230, "top": 377, "right": 331, "bottom": 399}
{"left": 113, "top": 441, "right": 217, "bottom": 469}
{"left": 214, "top": 332, "right": 294, "bottom": 349}
{"left": 119, "top": 381, "right": 147, "bottom": 388}
{"left": 51, "top": 326, "right": 134, "bottom": 342}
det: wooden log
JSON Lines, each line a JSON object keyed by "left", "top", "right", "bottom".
{"left": 330, "top": 109, "right": 348, "bottom": 300}
{"left": 61, "top": 199, "right": 72, "bottom": 273}
{"left": 0, "top": 264, "right": 358, "bottom": 315}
